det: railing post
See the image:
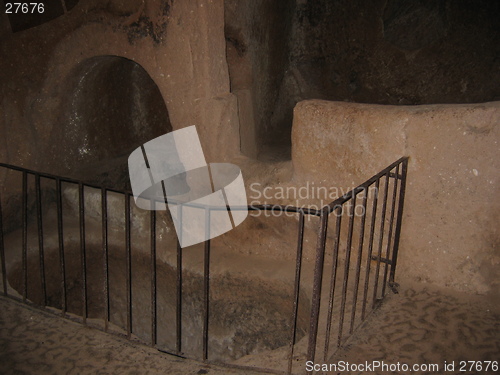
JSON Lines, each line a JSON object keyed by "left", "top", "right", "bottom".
{"left": 0, "top": 186, "right": 7, "bottom": 296}
{"left": 361, "top": 179, "right": 379, "bottom": 320}
{"left": 35, "top": 174, "right": 47, "bottom": 307}
{"left": 22, "top": 171, "right": 27, "bottom": 302}
{"left": 306, "top": 207, "right": 329, "bottom": 373}
{"left": 102, "top": 188, "right": 109, "bottom": 330}
{"left": 287, "top": 210, "right": 305, "bottom": 374}
{"left": 176, "top": 205, "right": 183, "bottom": 355}
{"left": 125, "top": 193, "right": 132, "bottom": 338}
{"left": 56, "top": 178, "right": 66, "bottom": 316}
{"left": 381, "top": 163, "right": 400, "bottom": 296}
{"left": 323, "top": 205, "right": 342, "bottom": 361}
{"left": 372, "top": 170, "right": 390, "bottom": 308}
{"left": 337, "top": 197, "right": 357, "bottom": 347}
{"left": 150, "top": 208, "right": 157, "bottom": 347}
{"left": 389, "top": 158, "right": 408, "bottom": 284}
{"left": 78, "top": 182, "right": 87, "bottom": 324}
{"left": 349, "top": 189, "right": 368, "bottom": 334}
{"left": 202, "top": 207, "right": 211, "bottom": 361}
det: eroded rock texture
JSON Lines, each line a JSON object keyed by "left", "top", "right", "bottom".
{"left": 225, "top": 0, "right": 500, "bottom": 159}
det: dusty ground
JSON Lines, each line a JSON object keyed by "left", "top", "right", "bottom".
{"left": 330, "top": 282, "right": 500, "bottom": 375}
{"left": 1, "top": 281, "right": 498, "bottom": 375}
{"left": 0, "top": 296, "right": 267, "bottom": 375}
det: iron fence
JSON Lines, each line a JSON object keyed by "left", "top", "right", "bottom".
{"left": 0, "top": 156, "right": 408, "bottom": 374}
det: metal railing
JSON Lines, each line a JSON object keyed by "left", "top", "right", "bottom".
{"left": 304, "top": 157, "right": 408, "bottom": 372}
{"left": 0, "top": 156, "right": 408, "bottom": 374}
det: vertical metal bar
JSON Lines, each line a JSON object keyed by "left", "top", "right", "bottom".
{"left": 101, "top": 188, "right": 109, "bottom": 331}
{"left": 125, "top": 193, "right": 132, "bottom": 338}
{"left": 56, "top": 178, "right": 66, "bottom": 316}
{"left": 349, "top": 189, "right": 368, "bottom": 334}
{"left": 35, "top": 175, "right": 47, "bottom": 306}
{"left": 176, "top": 205, "right": 183, "bottom": 355}
{"left": 381, "top": 165, "right": 399, "bottom": 297}
{"left": 78, "top": 182, "right": 87, "bottom": 324}
{"left": 372, "top": 171, "right": 390, "bottom": 308}
{"left": 390, "top": 158, "right": 408, "bottom": 283}
{"left": 22, "top": 171, "right": 28, "bottom": 302}
{"left": 361, "top": 179, "right": 379, "bottom": 320}
{"left": 202, "top": 208, "right": 211, "bottom": 361}
{"left": 0, "top": 187, "right": 7, "bottom": 296}
{"left": 323, "top": 206, "right": 342, "bottom": 361}
{"left": 337, "top": 197, "right": 356, "bottom": 347}
{"left": 306, "top": 208, "right": 329, "bottom": 373}
{"left": 287, "top": 211, "right": 305, "bottom": 374}
{"left": 150, "top": 209, "right": 157, "bottom": 347}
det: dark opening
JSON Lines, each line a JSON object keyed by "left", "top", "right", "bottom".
{"left": 50, "top": 55, "right": 171, "bottom": 190}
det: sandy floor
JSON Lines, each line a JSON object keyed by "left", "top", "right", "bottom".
{"left": 0, "top": 296, "right": 267, "bottom": 375}
{"left": 1, "top": 281, "right": 499, "bottom": 375}
{"left": 328, "top": 282, "right": 500, "bottom": 375}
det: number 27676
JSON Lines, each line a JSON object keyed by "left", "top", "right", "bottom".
{"left": 5, "top": 3, "right": 45, "bottom": 14}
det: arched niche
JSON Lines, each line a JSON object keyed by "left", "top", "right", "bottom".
{"left": 50, "top": 55, "right": 171, "bottom": 189}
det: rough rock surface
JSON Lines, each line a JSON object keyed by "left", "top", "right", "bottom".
{"left": 292, "top": 99, "right": 500, "bottom": 296}
{"left": 224, "top": 0, "right": 500, "bottom": 159}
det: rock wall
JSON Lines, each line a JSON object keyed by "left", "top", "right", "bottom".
{"left": 0, "top": 0, "right": 241, "bottom": 231}
{"left": 286, "top": 0, "right": 500, "bottom": 106}
{"left": 292, "top": 99, "right": 500, "bottom": 296}
{"left": 224, "top": 0, "right": 500, "bottom": 160}
{"left": 224, "top": 0, "right": 294, "bottom": 159}
{"left": 0, "top": 0, "right": 239, "bottom": 179}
